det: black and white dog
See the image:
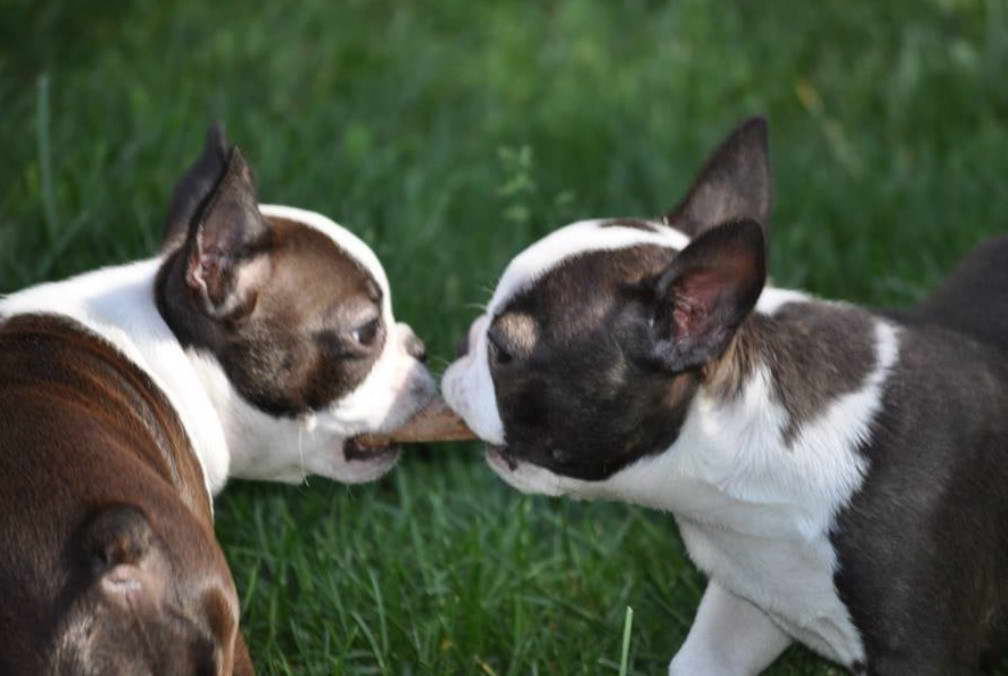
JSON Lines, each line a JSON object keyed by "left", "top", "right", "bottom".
{"left": 443, "top": 118, "right": 1008, "bottom": 675}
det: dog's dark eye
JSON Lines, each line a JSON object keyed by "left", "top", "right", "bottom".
{"left": 487, "top": 332, "right": 513, "bottom": 366}
{"left": 351, "top": 318, "right": 381, "bottom": 347}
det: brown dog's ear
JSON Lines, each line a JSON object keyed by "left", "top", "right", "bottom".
{"left": 663, "top": 117, "right": 772, "bottom": 239}
{"left": 184, "top": 147, "right": 273, "bottom": 320}
{"left": 81, "top": 504, "right": 153, "bottom": 575}
{"left": 651, "top": 219, "right": 766, "bottom": 372}
{"left": 163, "top": 123, "right": 231, "bottom": 252}
{"left": 81, "top": 505, "right": 167, "bottom": 613}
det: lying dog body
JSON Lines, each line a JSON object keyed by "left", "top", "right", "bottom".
{"left": 0, "top": 126, "right": 435, "bottom": 673}
{"left": 444, "top": 118, "right": 1008, "bottom": 675}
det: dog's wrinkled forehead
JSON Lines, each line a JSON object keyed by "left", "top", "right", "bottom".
{"left": 258, "top": 204, "right": 393, "bottom": 319}
{"left": 487, "top": 219, "right": 690, "bottom": 315}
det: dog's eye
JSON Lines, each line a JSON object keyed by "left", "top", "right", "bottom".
{"left": 487, "top": 332, "right": 513, "bottom": 366}
{"left": 351, "top": 318, "right": 381, "bottom": 347}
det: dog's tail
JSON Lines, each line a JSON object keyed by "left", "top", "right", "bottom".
{"left": 906, "top": 235, "right": 1008, "bottom": 351}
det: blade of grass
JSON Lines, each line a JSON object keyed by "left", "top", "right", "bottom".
{"left": 35, "top": 73, "right": 58, "bottom": 241}
{"left": 619, "top": 605, "right": 634, "bottom": 676}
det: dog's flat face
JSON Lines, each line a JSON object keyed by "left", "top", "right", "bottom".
{"left": 158, "top": 126, "right": 434, "bottom": 484}
{"left": 443, "top": 118, "right": 772, "bottom": 495}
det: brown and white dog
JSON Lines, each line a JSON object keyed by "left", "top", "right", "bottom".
{"left": 443, "top": 118, "right": 1008, "bottom": 675}
{"left": 0, "top": 125, "right": 442, "bottom": 674}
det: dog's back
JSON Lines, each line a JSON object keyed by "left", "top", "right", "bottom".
{"left": 908, "top": 235, "right": 1008, "bottom": 352}
{"left": 836, "top": 234, "right": 1008, "bottom": 672}
{"left": 0, "top": 313, "right": 252, "bottom": 674}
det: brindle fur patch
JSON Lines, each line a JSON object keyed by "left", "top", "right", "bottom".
{"left": 708, "top": 301, "right": 877, "bottom": 446}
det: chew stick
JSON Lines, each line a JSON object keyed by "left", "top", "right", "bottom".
{"left": 354, "top": 399, "right": 476, "bottom": 447}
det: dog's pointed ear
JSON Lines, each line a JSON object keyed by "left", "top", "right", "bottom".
{"left": 651, "top": 219, "right": 766, "bottom": 372}
{"left": 183, "top": 147, "right": 273, "bottom": 320}
{"left": 663, "top": 117, "right": 772, "bottom": 239}
{"left": 162, "top": 123, "right": 231, "bottom": 252}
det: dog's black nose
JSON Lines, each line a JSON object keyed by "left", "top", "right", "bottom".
{"left": 455, "top": 335, "right": 469, "bottom": 359}
{"left": 407, "top": 334, "right": 427, "bottom": 362}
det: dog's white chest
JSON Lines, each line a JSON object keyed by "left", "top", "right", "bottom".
{"left": 676, "top": 514, "right": 865, "bottom": 666}
{"left": 590, "top": 318, "right": 900, "bottom": 670}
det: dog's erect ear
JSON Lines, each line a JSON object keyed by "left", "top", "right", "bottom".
{"left": 663, "top": 117, "right": 772, "bottom": 239}
{"left": 163, "top": 123, "right": 231, "bottom": 252}
{"left": 651, "top": 219, "right": 765, "bottom": 372}
{"left": 184, "top": 147, "right": 273, "bottom": 320}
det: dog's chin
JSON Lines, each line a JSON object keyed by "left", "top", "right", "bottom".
{"left": 484, "top": 445, "right": 564, "bottom": 496}
{"left": 330, "top": 440, "right": 402, "bottom": 484}
{"left": 325, "top": 384, "right": 438, "bottom": 484}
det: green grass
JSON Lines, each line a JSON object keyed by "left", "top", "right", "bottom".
{"left": 4, "top": 0, "right": 1008, "bottom": 673}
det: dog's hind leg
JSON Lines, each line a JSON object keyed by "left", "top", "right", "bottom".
{"left": 668, "top": 582, "right": 791, "bottom": 676}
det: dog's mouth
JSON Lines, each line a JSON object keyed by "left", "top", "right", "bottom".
{"left": 486, "top": 445, "right": 519, "bottom": 471}
{"left": 345, "top": 398, "right": 475, "bottom": 462}
{"left": 344, "top": 437, "right": 399, "bottom": 462}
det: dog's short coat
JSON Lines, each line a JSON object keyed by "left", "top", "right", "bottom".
{"left": 444, "top": 118, "right": 1008, "bottom": 675}
{"left": 0, "top": 125, "right": 435, "bottom": 673}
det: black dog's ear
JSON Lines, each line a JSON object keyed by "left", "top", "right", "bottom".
{"left": 184, "top": 147, "right": 273, "bottom": 320}
{"left": 162, "top": 123, "right": 231, "bottom": 252}
{"left": 663, "top": 117, "right": 772, "bottom": 239}
{"left": 651, "top": 219, "right": 766, "bottom": 372}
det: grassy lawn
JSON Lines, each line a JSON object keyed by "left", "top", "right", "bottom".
{"left": 4, "top": 1, "right": 1008, "bottom": 673}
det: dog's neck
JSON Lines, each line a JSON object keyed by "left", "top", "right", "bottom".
{"left": 183, "top": 348, "right": 323, "bottom": 484}
{"left": 580, "top": 288, "right": 900, "bottom": 537}
{"left": 0, "top": 258, "right": 232, "bottom": 498}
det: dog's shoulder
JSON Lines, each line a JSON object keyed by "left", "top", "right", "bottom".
{"left": 0, "top": 260, "right": 230, "bottom": 496}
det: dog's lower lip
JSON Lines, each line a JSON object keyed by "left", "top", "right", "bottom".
{"left": 488, "top": 445, "right": 518, "bottom": 471}
{"left": 345, "top": 436, "right": 398, "bottom": 462}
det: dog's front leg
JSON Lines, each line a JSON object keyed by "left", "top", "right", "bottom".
{"left": 669, "top": 582, "right": 791, "bottom": 676}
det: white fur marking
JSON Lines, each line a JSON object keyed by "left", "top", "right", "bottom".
{"left": 755, "top": 287, "right": 812, "bottom": 315}
{"left": 259, "top": 204, "right": 394, "bottom": 319}
{"left": 669, "top": 582, "right": 792, "bottom": 676}
{"left": 489, "top": 219, "right": 689, "bottom": 315}
{"left": 442, "top": 316, "right": 506, "bottom": 444}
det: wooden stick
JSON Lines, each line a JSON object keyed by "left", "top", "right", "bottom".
{"left": 354, "top": 399, "right": 476, "bottom": 447}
